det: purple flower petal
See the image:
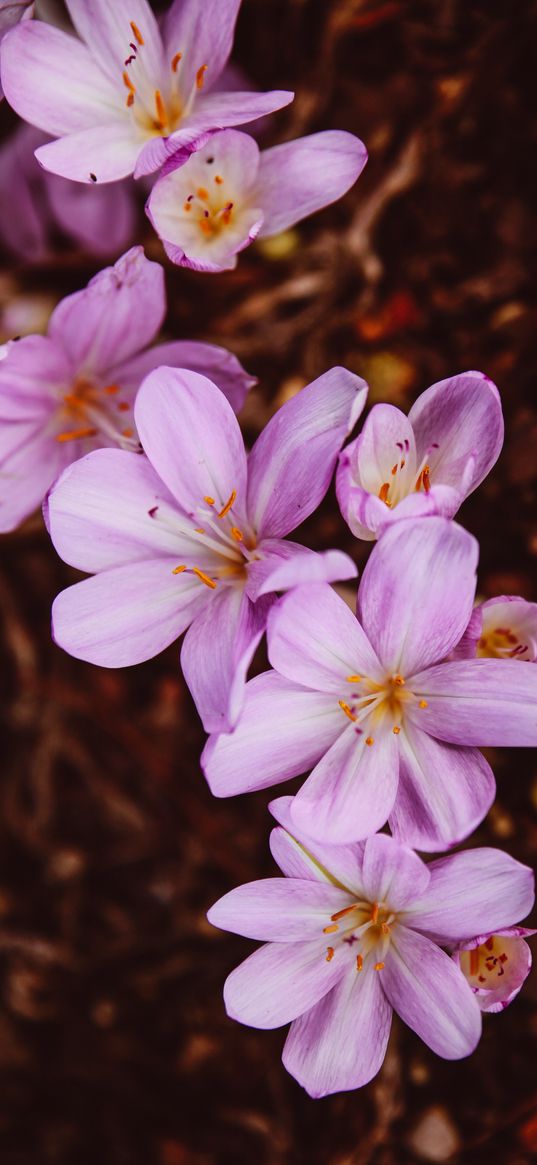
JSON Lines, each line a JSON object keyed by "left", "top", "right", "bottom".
{"left": 161, "top": 0, "right": 242, "bottom": 96}
{"left": 134, "top": 366, "right": 248, "bottom": 519}
{"left": 283, "top": 962, "right": 392, "bottom": 1097}
{"left": 267, "top": 582, "right": 382, "bottom": 692}
{"left": 405, "top": 848, "right": 535, "bottom": 943}
{"left": 46, "top": 170, "right": 137, "bottom": 257}
{"left": 207, "top": 877, "right": 350, "bottom": 942}
{"left": 0, "top": 428, "right": 68, "bottom": 532}
{"left": 358, "top": 517, "right": 478, "bottom": 676}
{"left": 111, "top": 339, "right": 255, "bottom": 415}
{"left": 245, "top": 541, "right": 357, "bottom": 602}
{"left": 46, "top": 448, "right": 182, "bottom": 572}
{"left": 290, "top": 722, "right": 399, "bottom": 843}
{"left": 49, "top": 247, "right": 165, "bottom": 372}
{"left": 382, "top": 925, "right": 482, "bottom": 1058}
{"left": 409, "top": 658, "right": 537, "bottom": 746}
{"left": 35, "top": 123, "right": 141, "bottom": 185}
{"left": 52, "top": 559, "right": 207, "bottom": 666}
{"left": 361, "top": 833, "right": 430, "bottom": 910}
{"left": 180, "top": 585, "right": 271, "bottom": 733}
{"left": 408, "top": 371, "right": 503, "bottom": 497}
{"left": 65, "top": 0, "right": 163, "bottom": 83}
{"left": 269, "top": 797, "right": 366, "bottom": 895}
{"left": 388, "top": 725, "right": 496, "bottom": 852}
{"left": 257, "top": 130, "right": 368, "bottom": 237}
{"left": 223, "top": 939, "right": 344, "bottom": 1030}
{"left": 202, "top": 672, "right": 342, "bottom": 796}
{"left": 0, "top": 19, "right": 117, "bottom": 134}
{"left": 247, "top": 367, "right": 368, "bottom": 539}
{"left": 0, "top": 335, "right": 71, "bottom": 420}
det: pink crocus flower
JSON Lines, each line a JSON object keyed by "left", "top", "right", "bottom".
{"left": 336, "top": 371, "right": 503, "bottom": 540}
{"left": 453, "top": 595, "right": 537, "bottom": 663}
{"left": 0, "top": 124, "right": 137, "bottom": 261}
{"left": 47, "top": 366, "right": 366, "bottom": 733}
{"left": 207, "top": 797, "right": 534, "bottom": 1098}
{"left": 452, "top": 927, "right": 535, "bottom": 1013}
{"left": 0, "top": 245, "right": 254, "bottom": 532}
{"left": 0, "top": 0, "right": 32, "bottom": 98}
{"left": 0, "top": 0, "right": 293, "bottom": 183}
{"left": 203, "top": 516, "right": 537, "bottom": 851}
{"left": 146, "top": 128, "right": 368, "bottom": 272}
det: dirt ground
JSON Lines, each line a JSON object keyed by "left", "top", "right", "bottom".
{"left": 0, "top": 1, "right": 536, "bottom": 1162}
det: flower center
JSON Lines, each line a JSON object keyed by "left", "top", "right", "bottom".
{"left": 337, "top": 671, "right": 427, "bottom": 743}
{"left": 182, "top": 181, "right": 235, "bottom": 239}
{"left": 55, "top": 377, "right": 137, "bottom": 449}
{"left": 323, "top": 899, "right": 396, "bottom": 972}
{"left": 477, "top": 625, "right": 529, "bottom": 659}
{"left": 377, "top": 439, "right": 439, "bottom": 508}
{"left": 148, "top": 488, "right": 258, "bottom": 591}
{"left": 121, "top": 21, "right": 209, "bottom": 138}
{"left": 459, "top": 935, "right": 510, "bottom": 988}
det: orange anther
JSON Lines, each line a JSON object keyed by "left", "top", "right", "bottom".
{"left": 392, "top": 725, "right": 401, "bottom": 735}
{"left": 122, "top": 427, "right": 134, "bottom": 438}
{"left": 154, "top": 89, "right": 167, "bottom": 128}
{"left": 118, "top": 402, "right": 130, "bottom": 411}
{"left": 323, "top": 923, "right": 339, "bottom": 935}
{"left": 56, "top": 427, "right": 97, "bottom": 443}
{"left": 172, "top": 565, "right": 186, "bottom": 574}
{"left": 192, "top": 567, "right": 217, "bottom": 589}
{"left": 218, "top": 489, "right": 236, "bottom": 518}
{"left": 214, "top": 174, "right": 224, "bottom": 184}
{"left": 126, "top": 92, "right": 135, "bottom": 107}
{"left": 194, "top": 527, "right": 205, "bottom": 534}
{"left": 183, "top": 202, "right": 192, "bottom": 212}
{"left": 196, "top": 64, "right": 208, "bottom": 89}
{"left": 130, "top": 21, "right": 144, "bottom": 44}
{"left": 356, "top": 954, "right": 363, "bottom": 971}
{"left": 204, "top": 496, "right": 215, "bottom": 506}
{"left": 331, "top": 903, "right": 360, "bottom": 923}
{"left": 123, "top": 71, "right": 136, "bottom": 92}
{"left": 374, "top": 961, "right": 385, "bottom": 971}
{"left": 365, "top": 736, "right": 374, "bottom": 746}
{"left": 197, "top": 187, "right": 209, "bottom": 200}
{"left": 346, "top": 674, "right": 362, "bottom": 683}
{"left": 171, "top": 51, "right": 182, "bottom": 72}
{"left": 379, "top": 482, "right": 391, "bottom": 505}
{"left": 419, "top": 699, "right": 428, "bottom": 709}
{"left": 231, "top": 527, "right": 244, "bottom": 542}
{"left": 422, "top": 465, "right": 431, "bottom": 493}
{"left": 470, "top": 948, "right": 479, "bottom": 976}
{"left": 338, "top": 700, "right": 357, "bottom": 723}
{"left": 391, "top": 463, "right": 398, "bottom": 475}
{"left": 103, "top": 383, "right": 120, "bottom": 395}
{"left": 325, "top": 946, "right": 335, "bottom": 962}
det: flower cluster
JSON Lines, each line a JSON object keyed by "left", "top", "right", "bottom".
{"left": 0, "top": 0, "right": 535, "bottom": 1105}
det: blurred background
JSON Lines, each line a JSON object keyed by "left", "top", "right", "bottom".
{"left": 1, "top": 0, "right": 536, "bottom": 1161}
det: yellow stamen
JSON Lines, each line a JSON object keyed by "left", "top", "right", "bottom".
{"left": 325, "top": 946, "right": 335, "bottom": 962}
{"left": 154, "top": 89, "right": 167, "bottom": 129}
{"left": 365, "top": 736, "right": 374, "bottom": 746}
{"left": 184, "top": 201, "right": 192, "bottom": 212}
{"left": 126, "top": 92, "right": 135, "bottom": 107}
{"left": 346, "top": 674, "right": 362, "bottom": 683}
{"left": 63, "top": 392, "right": 84, "bottom": 408}
{"left": 192, "top": 567, "right": 217, "bottom": 589}
{"left": 123, "top": 71, "right": 136, "bottom": 93}
{"left": 56, "top": 427, "right": 97, "bottom": 443}
{"left": 130, "top": 21, "right": 144, "bottom": 45}
{"left": 419, "top": 699, "right": 428, "bottom": 709}
{"left": 196, "top": 64, "right": 208, "bottom": 89}
{"left": 323, "top": 923, "right": 339, "bottom": 935}
{"left": 204, "top": 496, "right": 215, "bottom": 506}
{"left": 356, "top": 954, "right": 363, "bottom": 972}
{"left": 374, "top": 961, "right": 385, "bottom": 971}
{"left": 392, "top": 725, "right": 400, "bottom": 734}
{"left": 172, "top": 565, "right": 186, "bottom": 574}
{"left": 214, "top": 174, "right": 224, "bottom": 184}
{"left": 371, "top": 903, "right": 379, "bottom": 924}
{"left": 338, "top": 700, "right": 357, "bottom": 723}
{"left": 470, "top": 948, "right": 479, "bottom": 976}
{"left": 171, "top": 51, "right": 182, "bottom": 72}
{"left": 218, "top": 489, "right": 236, "bottom": 518}
{"left": 197, "top": 187, "right": 209, "bottom": 200}
{"left": 391, "top": 463, "right": 398, "bottom": 475}
{"left": 422, "top": 465, "right": 431, "bottom": 493}
{"left": 121, "top": 427, "right": 134, "bottom": 438}
{"left": 379, "top": 481, "right": 391, "bottom": 505}
{"left": 231, "top": 527, "right": 244, "bottom": 542}
{"left": 194, "top": 527, "right": 205, "bottom": 534}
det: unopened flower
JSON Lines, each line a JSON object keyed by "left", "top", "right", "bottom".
{"left": 0, "top": 124, "right": 137, "bottom": 261}
{"left": 47, "top": 366, "right": 366, "bottom": 732}
{"left": 147, "top": 128, "right": 367, "bottom": 272}
{"left": 0, "top": 246, "right": 254, "bottom": 531}
{"left": 452, "top": 927, "right": 535, "bottom": 1013}
{"left": 336, "top": 372, "right": 503, "bottom": 540}
{"left": 0, "top": 0, "right": 32, "bottom": 98}
{"left": 203, "top": 517, "right": 537, "bottom": 851}
{"left": 453, "top": 595, "right": 537, "bottom": 663}
{"left": 0, "top": 0, "right": 293, "bottom": 182}
{"left": 208, "top": 801, "right": 534, "bottom": 1097}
